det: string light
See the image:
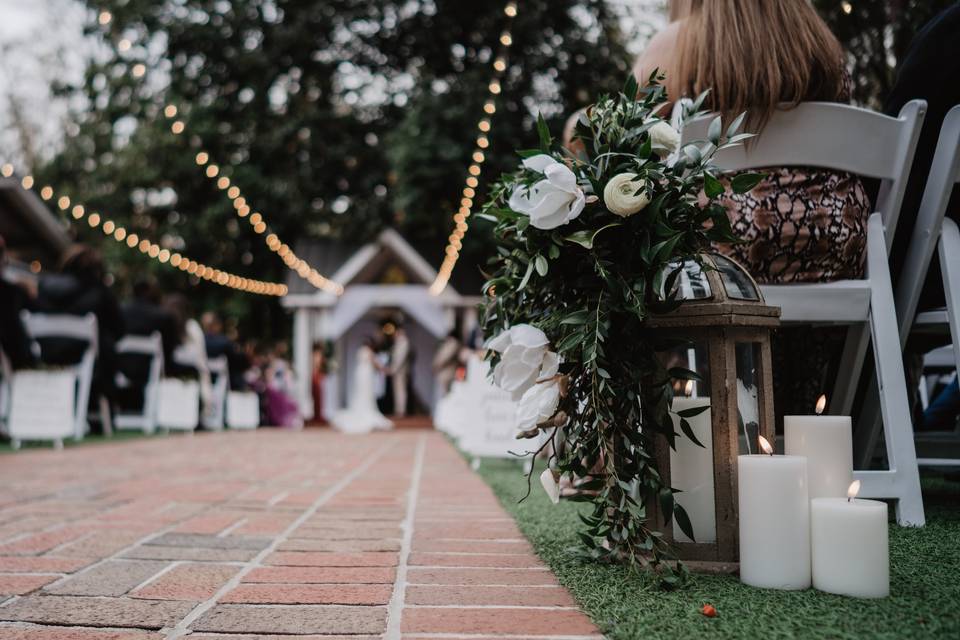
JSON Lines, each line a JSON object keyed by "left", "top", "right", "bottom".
{"left": 160, "top": 105, "right": 344, "bottom": 295}
{"left": 3, "top": 164, "right": 287, "bottom": 297}
{"left": 430, "top": 0, "right": 518, "bottom": 295}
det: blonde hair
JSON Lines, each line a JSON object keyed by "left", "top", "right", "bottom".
{"left": 670, "top": 0, "right": 845, "bottom": 129}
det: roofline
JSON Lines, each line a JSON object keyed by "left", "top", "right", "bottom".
{"left": 0, "top": 177, "right": 71, "bottom": 255}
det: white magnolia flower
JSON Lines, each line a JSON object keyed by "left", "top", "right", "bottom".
{"left": 487, "top": 324, "right": 558, "bottom": 400}
{"left": 516, "top": 379, "right": 561, "bottom": 431}
{"left": 540, "top": 468, "right": 561, "bottom": 505}
{"left": 508, "top": 154, "right": 586, "bottom": 230}
{"left": 603, "top": 173, "right": 650, "bottom": 218}
{"left": 648, "top": 121, "right": 681, "bottom": 155}
{"left": 737, "top": 379, "right": 759, "bottom": 429}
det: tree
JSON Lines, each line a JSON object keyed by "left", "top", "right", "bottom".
{"left": 37, "top": 0, "right": 639, "bottom": 335}
{"left": 814, "top": 0, "right": 955, "bottom": 107}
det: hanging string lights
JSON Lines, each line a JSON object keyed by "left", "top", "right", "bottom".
{"left": 160, "top": 105, "right": 344, "bottom": 296}
{"left": 429, "top": 1, "right": 518, "bottom": 296}
{"left": 0, "top": 164, "right": 288, "bottom": 297}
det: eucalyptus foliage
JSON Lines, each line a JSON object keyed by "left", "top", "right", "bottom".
{"left": 479, "top": 74, "right": 762, "bottom": 585}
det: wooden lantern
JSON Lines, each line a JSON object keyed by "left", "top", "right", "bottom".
{"left": 645, "top": 254, "right": 780, "bottom": 570}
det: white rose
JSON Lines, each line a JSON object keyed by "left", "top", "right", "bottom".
{"left": 603, "top": 173, "right": 650, "bottom": 218}
{"left": 539, "top": 468, "right": 561, "bottom": 505}
{"left": 648, "top": 121, "right": 681, "bottom": 155}
{"left": 516, "top": 380, "right": 561, "bottom": 431}
{"left": 487, "top": 324, "right": 559, "bottom": 400}
{"left": 508, "top": 154, "right": 586, "bottom": 230}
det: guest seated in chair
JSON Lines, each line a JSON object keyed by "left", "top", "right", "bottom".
{"left": 627, "top": 0, "right": 872, "bottom": 420}
{"left": 201, "top": 311, "right": 247, "bottom": 391}
{"left": 116, "top": 279, "right": 179, "bottom": 412}
{"left": 0, "top": 235, "right": 35, "bottom": 371}
{"left": 30, "top": 244, "right": 125, "bottom": 417}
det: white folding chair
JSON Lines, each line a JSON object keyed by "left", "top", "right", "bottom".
{"left": 114, "top": 332, "right": 164, "bottom": 434}
{"left": 0, "top": 350, "right": 12, "bottom": 435}
{"left": 19, "top": 312, "right": 99, "bottom": 443}
{"left": 202, "top": 355, "right": 229, "bottom": 430}
{"left": 682, "top": 100, "right": 927, "bottom": 525}
{"left": 894, "top": 105, "right": 960, "bottom": 466}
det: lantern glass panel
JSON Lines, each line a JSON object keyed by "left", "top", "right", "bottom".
{"left": 659, "top": 259, "right": 713, "bottom": 301}
{"left": 715, "top": 255, "right": 761, "bottom": 300}
{"left": 735, "top": 341, "right": 763, "bottom": 454}
{"left": 660, "top": 340, "right": 716, "bottom": 544}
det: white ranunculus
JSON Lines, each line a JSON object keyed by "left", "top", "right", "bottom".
{"left": 515, "top": 380, "right": 561, "bottom": 431}
{"left": 603, "top": 173, "right": 650, "bottom": 218}
{"left": 540, "top": 468, "right": 561, "bottom": 505}
{"left": 508, "top": 154, "right": 586, "bottom": 230}
{"left": 648, "top": 121, "right": 681, "bottom": 155}
{"left": 487, "top": 324, "right": 558, "bottom": 400}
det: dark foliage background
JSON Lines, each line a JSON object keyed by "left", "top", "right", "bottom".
{"left": 37, "top": 0, "right": 633, "bottom": 335}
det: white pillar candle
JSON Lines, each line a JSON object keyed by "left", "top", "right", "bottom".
{"left": 738, "top": 441, "right": 811, "bottom": 590}
{"left": 784, "top": 414, "right": 853, "bottom": 499}
{"left": 670, "top": 397, "right": 715, "bottom": 543}
{"left": 811, "top": 483, "right": 889, "bottom": 598}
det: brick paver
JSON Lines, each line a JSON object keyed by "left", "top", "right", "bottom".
{"left": 0, "top": 430, "right": 600, "bottom": 639}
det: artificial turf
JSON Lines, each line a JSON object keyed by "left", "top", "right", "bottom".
{"left": 475, "top": 457, "right": 960, "bottom": 640}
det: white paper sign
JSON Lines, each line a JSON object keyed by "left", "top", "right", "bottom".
{"left": 9, "top": 370, "right": 76, "bottom": 442}
{"left": 157, "top": 378, "right": 200, "bottom": 431}
{"left": 227, "top": 391, "right": 260, "bottom": 429}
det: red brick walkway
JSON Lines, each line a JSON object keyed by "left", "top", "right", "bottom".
{"left": 0, "top": 430, "right": 600, "bottom": 639}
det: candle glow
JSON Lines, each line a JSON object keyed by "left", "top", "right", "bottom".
{"left": 758, "top": 435, "right": 773, "bottom": 455}
{"left": 815, "top": 394, "right": 827, "bottom": 415}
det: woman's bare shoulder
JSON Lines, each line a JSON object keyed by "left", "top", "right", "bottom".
{"left": 632, "top": 21, "right": 682, "bottom": 82}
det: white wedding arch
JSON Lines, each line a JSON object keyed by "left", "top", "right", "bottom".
{"left": 282, "top": 229, "right": 482, "bottom": 420}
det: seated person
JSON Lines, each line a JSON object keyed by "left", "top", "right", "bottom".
{"left": 0, "top": 235, "right": 35, "bottom": 370}
{"left": 628, "top": 0, "right": 871, "bottom": 419}
{"left": 201, "top": 311, "right": 248, "bottom": 390}
{"left": 30, "top": 245, "right": 125, "bottom": 412}
{"left": 116, "top": 280, "right": 179, "bottom": 411}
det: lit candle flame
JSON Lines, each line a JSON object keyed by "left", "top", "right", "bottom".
{"left": 684, "top": 379, "right": 694, "bottom": 397}
{"left": 847, "top": 479, "right": 861, "bottom": 501}
{"left": 758, "top": 435, "right": 773, "bottom": 456}
{"left": 815, "top": 394, "right": 827, "bottom": 415}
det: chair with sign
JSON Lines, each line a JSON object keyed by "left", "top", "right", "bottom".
{"left": 680, "top": 99, "right": 927, "bottom": 525}
{"left": 892, "top": 105, "right": 960, "bottom": 467}
{"left": 114, "top": 331, "right": 164, "bottom": 434}
{"left": 14, "top": 312, "right": 101, "bottom": 448}
{"left": 202, "top": 355, "right": 229, "bottom": 430}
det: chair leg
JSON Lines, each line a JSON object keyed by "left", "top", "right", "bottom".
{"left": 833, "top": 323, "right": 871, "bottom": 416}
{"left": 939, "top": 220, "right": 960, "bottom": 373}
{"left": 853, "top": 214, "right": 925, "bottom": 526}
{"left": 99, "top": 397, "right": 113, "bottom": 438}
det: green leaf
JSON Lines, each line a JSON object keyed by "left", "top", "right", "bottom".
{"left": 518, "top": 260, "right": 534, "bottom": 290}
{"left": 560, "top": 310, "right": 591, "bottom": 325}
{"left": 677, "top": 405, "right": 709, "bottom": 418}
{"left": 534, "top": 255, "right": 548, "bottom": 277}
{"left": 703, "top": 172, "right": 724, "bottom": 199}
{"left": 707, "top": 115, "right": 722, "bottom": 145}
{"left": 726, "top": 111, "right": 747, "bottom": 139}
{"left": 537, "top": 113, "right": 552, "bottom": 151}
{"left": 731, "top": 172, "right": 765, "bottom": 194}
{"left": 668, "top": 366, "right": 702, "bottom": 381}
{"left": 565, "top": 223, "right": 621, "bottom": 250}
{"left": 674, "top": 504, "right": 696, "bottom": 542}
{"left": 679, "top": 417, "right": 705, "bottom": 448}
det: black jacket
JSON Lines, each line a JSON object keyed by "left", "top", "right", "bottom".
{"left": 30, "top": 273, "right": 125, "bottom": 368}
{"left": 0, "top": 278, "right": 35, "bottom": 370}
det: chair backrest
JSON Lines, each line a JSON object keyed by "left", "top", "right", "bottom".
{"left": 20, "top": 311, "right": 99, "bottom": 439}
{"left": 680, "top": 100, "right": 927, "bottom": 249}
{"left": 117, "top": 332, "right": 164, "bottom": 376}
{"left": 895, "top": 105, "right": 960, "bottom": 342}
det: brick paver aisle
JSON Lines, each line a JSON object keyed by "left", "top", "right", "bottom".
{"left": 0, "top": 430, "right": 600, "bottom": 639}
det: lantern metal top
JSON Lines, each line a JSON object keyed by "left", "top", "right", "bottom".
{"left": 649, "top": 254, "right": 780, "bottom": 329}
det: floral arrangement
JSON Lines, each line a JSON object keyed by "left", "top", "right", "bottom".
{"left": 478, "top": 74, "right": 761, "bottom": 584}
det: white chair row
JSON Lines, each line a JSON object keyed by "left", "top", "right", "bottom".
{"left": 894, "top": 105, "right": 960, "bottom": 467}
{"left": 681, "top": 100, "right": 927, "bottom": 525}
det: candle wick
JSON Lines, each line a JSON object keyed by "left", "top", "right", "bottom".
{"left": 847, "top": 497, "right": 852, "bottom": 503}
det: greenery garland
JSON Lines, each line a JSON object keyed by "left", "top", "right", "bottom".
{"left": 478, "top": 74, "right": 762, "bottom": 586}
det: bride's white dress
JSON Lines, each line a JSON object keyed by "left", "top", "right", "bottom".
{"left": 332, "top": 345, "right": 393, "bottom": 434}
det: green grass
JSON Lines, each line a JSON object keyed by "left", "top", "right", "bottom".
{"left": 476, "top": 458, "right": 960, "bottom": 640}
